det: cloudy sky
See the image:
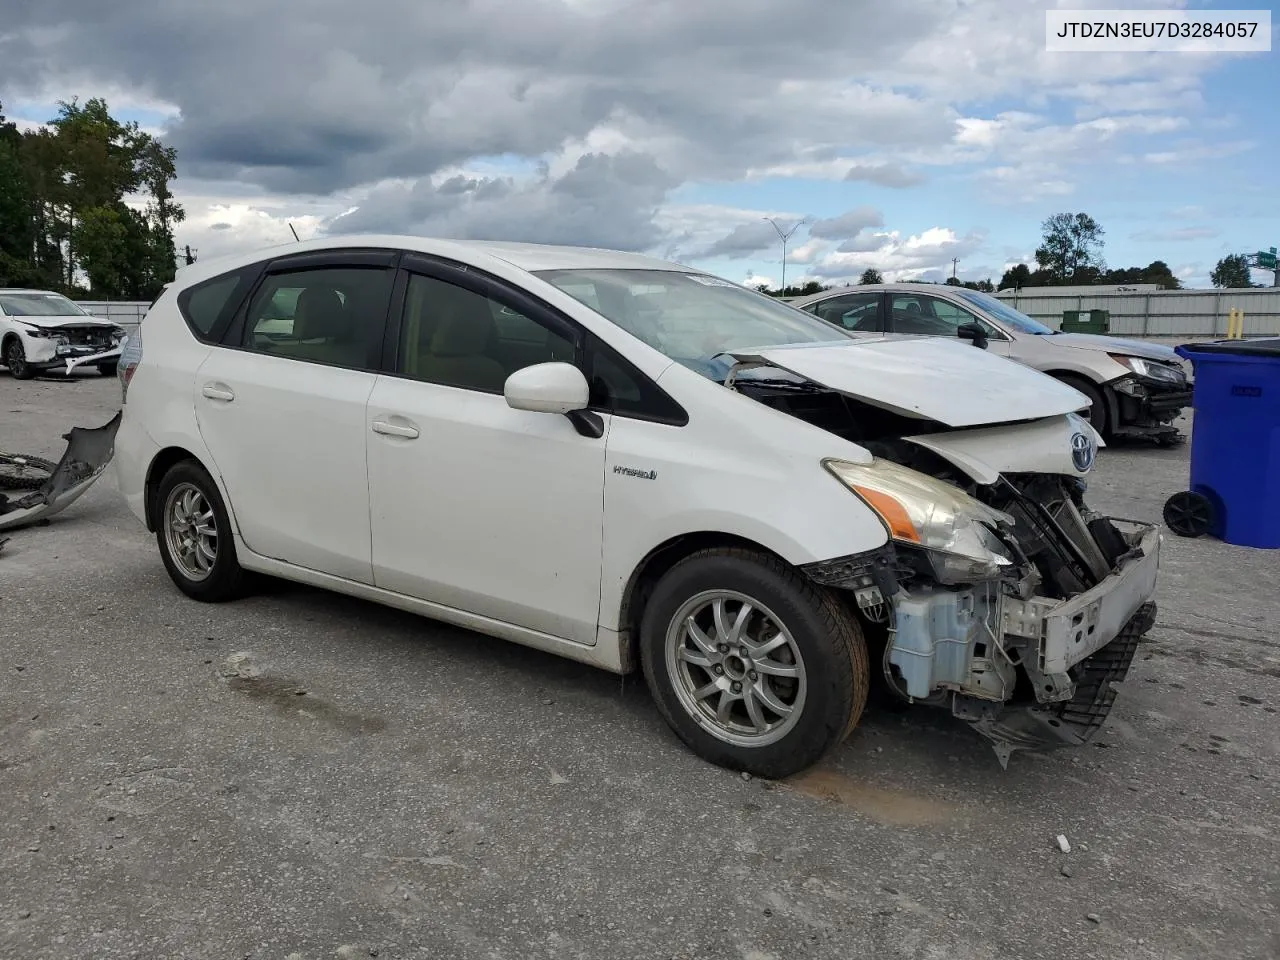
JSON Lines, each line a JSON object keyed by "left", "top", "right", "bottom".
{"left": 2, "top": 0, "right": 1275, "bottom": 289}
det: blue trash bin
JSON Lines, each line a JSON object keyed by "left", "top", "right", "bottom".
{"left": 1163, "top": 337, "right": 1280, "bottom": 548}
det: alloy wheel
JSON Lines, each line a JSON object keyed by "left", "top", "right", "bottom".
{"left": 664, "top": 590, "right": 807, "bottom": 748}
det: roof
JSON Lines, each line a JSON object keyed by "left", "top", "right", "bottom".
{"left": 173, "top": 234, "right": 698, "bottom": 287}
{"left": 0, "top": 288, "right": 69, "bottom": 296}
{"left": 788, "top": 282, "right": 992, "bottom": 307}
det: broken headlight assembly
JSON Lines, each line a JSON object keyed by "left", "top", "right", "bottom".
{"left": 1109, "top": 354, "right": 1185, "bottom": 384}
{"left": 824, "top": 457, "right": 1015, "bottom": 584}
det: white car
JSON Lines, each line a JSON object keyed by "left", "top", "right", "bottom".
{"left": 0, "top": 289, "right": 126, "bottom": 379}
{"left": 113, "top": 236, "right": 1161, "bottom": 777}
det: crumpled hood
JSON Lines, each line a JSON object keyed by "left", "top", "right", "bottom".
{"left": 728, "top": 336, "right": 1090, "bottom": 428}
{"left": 1050, "top": 333, "right": 1181, "bottom": 364}
{"left": 14, "top": 315, "right": 115, "bottom": 329}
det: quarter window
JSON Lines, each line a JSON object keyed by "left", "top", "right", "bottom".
{"left": 177, "top": 268, "right": 257, "bottom": 341}
{"left": 242, "top": 267, "right": 394, "bottom": 369}
{"left": 398, "top": 273, "right": 575, "bottom": 392}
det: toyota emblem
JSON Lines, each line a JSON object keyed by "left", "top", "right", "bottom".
{"left": 1070, "top": 431, "right": 1096, "bottom": 472}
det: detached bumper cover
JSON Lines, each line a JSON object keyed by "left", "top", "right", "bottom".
{"left": 0, "top": 412, "right": 122, "bottom": 532}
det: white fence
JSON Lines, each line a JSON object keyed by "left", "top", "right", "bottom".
{"left": 994, "top": 287, "right": 1280, "bottom": 340}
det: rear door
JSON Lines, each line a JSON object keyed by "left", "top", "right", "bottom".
{"left": 800, "top": 291, "right": 886, "bottom": 332}
{"left": 194, "top": 248, "right": 398, "bottom": 583}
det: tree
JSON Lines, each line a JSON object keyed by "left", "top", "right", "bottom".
{"left": 1034, "top": 212, "right": 1105, "bottom": 282}
{"left": 1210, "top": 254, "right": 1255, "bottom": 289}
{"left": 858, "top": 268, "right": 883, "bottom": 284}
{"left": 999, "top": 263, "right": 1032, "bottom": 290}
{"left": 0, "top": 97, "right": 183, "bottom": 299}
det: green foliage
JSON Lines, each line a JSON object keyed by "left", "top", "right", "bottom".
{"left": 1034, "top": 212, "right": 1105, "bottom": 281}
{"left": 759, "top": 279, "right": 831, "bottom": 298}
{"left": 858, "top": 268, "right": 883, "bottom": 285}
{"left": 1210, "top": 254, "right": 1256, "bottom": 289}
{"left": 0, "top": 97, "right": 183, "bottom": 299}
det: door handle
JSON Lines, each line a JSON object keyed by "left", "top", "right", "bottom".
{"left": 201, "top": 383, "right": 235, "bottom": 402}
{"left": 372, "top": 418, "right": 420, "bottom": 439}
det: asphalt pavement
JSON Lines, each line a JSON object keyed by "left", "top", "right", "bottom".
{"left": 2, "top": 374, "right": 1277, "bottom": 960}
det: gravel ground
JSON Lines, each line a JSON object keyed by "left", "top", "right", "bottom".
{"left": 2, "top": 373, "right": 1277, "bottom": 960}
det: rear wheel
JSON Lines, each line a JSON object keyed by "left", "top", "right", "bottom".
{"left": 639, "top": 548, "right": 869, "bottom": 779}
{"left": 4, "top": 338, "right": 35, "bottom": 380}
{"left": 155, "top": 460, "right": 248, "bottom": 602}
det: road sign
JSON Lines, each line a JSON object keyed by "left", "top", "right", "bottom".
{"left": 1257, "top": 249, "right": 1277, "bottom": 270}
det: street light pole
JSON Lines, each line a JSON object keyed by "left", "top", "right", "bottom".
{"left": 764, "top": 217, "right": 806, "bottom": 294}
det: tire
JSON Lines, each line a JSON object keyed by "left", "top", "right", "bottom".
{"left": 0, "top": 455, "right": 57, "bottom": 491}
{"left": 639, "top": 547, "right": 869, "bottom": 779}
{"left": 98, "top": 362, "right": 118, "bottom": 377}
{"left": 1058, "top": 375, "right": 1109, "bottom": 438}
{"left": 4, "top": 337, "right": 36, "bottom": 380}
{"left": 154, "top": 459, "right": 248, "bottom": 602}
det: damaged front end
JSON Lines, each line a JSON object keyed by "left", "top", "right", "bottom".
{"left": 806, "top": 459, "right": 1160, "bottom": 766}
{"left": 0, "top": 412, "right": 122, "bottom": 532}
{"left": 727, "top": 359, "right": 1160, "bottom": 766}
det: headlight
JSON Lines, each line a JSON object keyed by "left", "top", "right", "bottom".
{"left": 1109, "top": 354, "right": 1183, "bottom": 383}
{"left": 19, "top": 323, "right": 57, "bottom": 339}
{"left": 824, "top": 458, "right": 1016, "bottom": 583}
{"left": 111, "top": 326, "right": 125, "bottom": 344}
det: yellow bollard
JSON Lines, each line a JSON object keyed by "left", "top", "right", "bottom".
{"left": 1226, "top": 308, "right": 1244, "bottom": 339}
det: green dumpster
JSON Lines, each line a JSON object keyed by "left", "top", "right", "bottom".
{"left": 1060, "top": 309, "right": 1110, "bottom": 334}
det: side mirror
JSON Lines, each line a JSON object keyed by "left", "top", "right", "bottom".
{"left": 957, "top": 322, "right": 989, "bottom": 349}
{"left": 504, "top": 361, "right": 590, "bottom": 415}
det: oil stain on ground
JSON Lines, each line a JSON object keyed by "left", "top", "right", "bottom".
{"left": 783, "top": 768, "right": 959, "bottom": 827}
{"left": 220, "top": 651, "right": 387, "bottom": 736}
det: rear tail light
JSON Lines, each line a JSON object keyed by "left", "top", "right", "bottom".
{"left": 119, "top": 328, "right": 143, "bottom": 403}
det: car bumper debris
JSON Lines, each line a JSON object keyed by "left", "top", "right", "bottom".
{"left": 1111, "top": 375, "right": 1193, "bottom": 442}
{"left": 0, "top": 412, "right": 122, "bottom": 532}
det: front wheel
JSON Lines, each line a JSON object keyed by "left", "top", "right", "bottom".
{"left": 639, "top": 548, "right": 869, "bottom": 779}
{"left": 154, "top": 459, "right": 248, "bottom": 602}
{"left": 4, "top": 338, "right": 36, "bottom": 380}
{"left": 1059, "top": 375, "right": 1109, "bottom": 438}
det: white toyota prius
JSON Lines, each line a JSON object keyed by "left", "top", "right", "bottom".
{"left": 113, "top": 235, "right": 1161, "bottom": 777}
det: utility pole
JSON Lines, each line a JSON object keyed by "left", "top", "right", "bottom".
{"left": 951, "top": 258, "right": 959, "bottom": 280}
{"left": 763, "top": 217, "right": 807, "bottom": 294}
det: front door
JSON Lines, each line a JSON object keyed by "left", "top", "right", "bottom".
{"left": 194, "top": 252, "right": 397, "bottom": 584}
{"left": 365, "top": 259, "right": 607, "bottom": 645}
{"left": 887, "top": 293, "right": 1012, "bottom": 358}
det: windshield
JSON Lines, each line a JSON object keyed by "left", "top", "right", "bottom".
{"left": 0, "top": 292, "right": 88, "bottom": 318}
{"left": 533, "top": 268, "right": 854, "bottom": 379}
{"left": 951, "top": 288, "right": 1057, "bottom": 335}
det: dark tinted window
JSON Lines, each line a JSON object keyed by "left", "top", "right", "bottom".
{"left": 242, "top": 267, "right": 394, "bottom": 370}
{"left": 178, "top": 268, "right": 256, "bottom": 340}
{"left": 398, "top": 273, "right": 575, "bottom": 392}
{"left": 806, "top": 292, "right": 883, "bottom": 331}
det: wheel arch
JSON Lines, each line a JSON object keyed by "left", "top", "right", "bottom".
{"left": 144, "top": 445, "right": 230, "bottom": 533}
{"left": 616, "top": 531, "right": 798, "bottom": 672}
{"left": 1044, "top": 369, "right": 1117, "bottom": 433}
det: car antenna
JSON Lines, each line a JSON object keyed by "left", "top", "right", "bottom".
{"left": 288, "top": 222, "right": 300, "bottom": 242}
